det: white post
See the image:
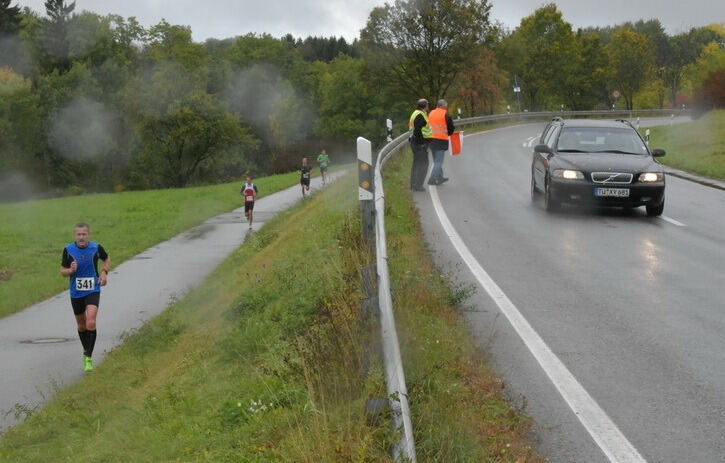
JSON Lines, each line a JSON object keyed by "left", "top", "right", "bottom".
{"left": 386, "top": 119, "right": 393, "bottom": 143}
{"left": 357, "top": 137, "right": 374, "bottom": 250}
{"left": 670, "top": 114, "right": 674, "bottom": 126}
{"left": 645, "top": 129, "right": 650, "bottom": 146}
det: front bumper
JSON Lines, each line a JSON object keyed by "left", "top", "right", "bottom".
{"left": 549, "top": 179, "right": 665, "bottom": 207}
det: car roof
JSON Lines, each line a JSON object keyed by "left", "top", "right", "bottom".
{"left": 554, "top": 118, "right": 634, "bottom": 129}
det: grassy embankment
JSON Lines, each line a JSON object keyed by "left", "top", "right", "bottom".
{"left": 645, "top": 109, "right": 725, "bottom": 179}
{"left": 0, "top": 167, "right": 344, "bottom": 319}
{"left": 1, "top": 164, "right": 542, "bottom": 461}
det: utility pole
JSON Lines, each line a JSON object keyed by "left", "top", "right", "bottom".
{"left": 513, "top": 75, "right": 522, "bottom": 113}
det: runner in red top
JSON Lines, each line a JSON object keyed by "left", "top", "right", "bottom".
{"left": 241, "top": 176, "right": 258, "bottom": 230}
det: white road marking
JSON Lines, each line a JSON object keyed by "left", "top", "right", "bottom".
{"left": 428, "top": 185, "right": 647, "bottom": 463}
{"left": 660, "top": 216, "right": 686, "bottom": 227}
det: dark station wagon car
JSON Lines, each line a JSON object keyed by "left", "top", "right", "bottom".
{"left": 531, "top": 118, "right": 667, "bottom": 216}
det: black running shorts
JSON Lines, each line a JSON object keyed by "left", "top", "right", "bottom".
{"left": 245, "top": 201, "right": 254, "bottom": 213}
{"left": 71, "top": 292, "right": 100, "bottom": 315}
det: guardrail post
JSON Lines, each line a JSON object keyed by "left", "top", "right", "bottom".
{"left": 358, "top": 137, "right": 375, "bottom": 252}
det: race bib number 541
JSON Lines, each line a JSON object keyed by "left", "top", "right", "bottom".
{"left": 75, "top": 277, "right": 95, "bottom": 291}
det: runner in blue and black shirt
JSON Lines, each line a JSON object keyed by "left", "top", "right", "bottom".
{"left": 60, "top": 222, "right": 110, "bottom": 372}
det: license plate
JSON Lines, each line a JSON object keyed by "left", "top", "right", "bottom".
{"left": 594, "top": 187, "right": 630, "bottom": 197}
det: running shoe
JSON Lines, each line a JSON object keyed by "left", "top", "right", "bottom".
{"left": 83, "top": 356, "right": 93, "bottom": 372}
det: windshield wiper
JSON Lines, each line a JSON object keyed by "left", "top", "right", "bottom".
{"left": 556, "top": 149, "right": 588, "bottom": 153}
{"left": 592, "top": 150, "right": 641, "bottom": 155}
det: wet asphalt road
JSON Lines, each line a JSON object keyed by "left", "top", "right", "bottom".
{"left": 0, "top": 172, "right": 343, "bottom": 432}
{"left": 414, "top": 118, "right": 725, "bottom": 462}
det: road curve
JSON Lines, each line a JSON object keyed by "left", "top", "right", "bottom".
{"left": 414, "top": 119, "right": 725, "bottom": 463}
{"left": 0, "top": 172, "right": 344, "bottom": 432}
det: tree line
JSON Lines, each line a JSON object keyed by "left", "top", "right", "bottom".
{"left": 0, "top": 0, "right": 723, "bottom": 199}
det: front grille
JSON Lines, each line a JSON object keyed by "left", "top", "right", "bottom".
{"left": 591, "top": 172, "right": 633, "bottom": 184}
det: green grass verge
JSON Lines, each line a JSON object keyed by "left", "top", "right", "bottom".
{"left": 383, "top": 153, "right": 543, "bottom": 462}
{"left": 642, "top": 110, "right": 725, "bottom": 179}
{"left": 1, "top": 158, "right": 542, "bottom": 461}
{"left": 0, "top": 173, "right": 395, "bottom": 462}
{"left": 0, "top": 167, "right": 341, "bottom": 319}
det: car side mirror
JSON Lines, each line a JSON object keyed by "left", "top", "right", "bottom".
{"left": 651, "top": 148, "right": 665, "bottom": 157}
{"left": 534, "top": 144, "right": 551, "bottom": 154}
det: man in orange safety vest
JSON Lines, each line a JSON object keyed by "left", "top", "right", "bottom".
{"left": 427, "top": 99, "right": 455, "bottom": 185}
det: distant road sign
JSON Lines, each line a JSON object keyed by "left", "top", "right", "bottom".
{"left": 612, "top": 90, "right": 621, "bottom": 99}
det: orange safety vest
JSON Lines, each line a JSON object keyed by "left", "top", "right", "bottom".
{"left": 428, "top": 108, "right": 449, "bottom": 140}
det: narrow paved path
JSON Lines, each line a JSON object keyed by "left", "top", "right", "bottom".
{"left": 0, "top": 172, "right": 344, "bottom": 432}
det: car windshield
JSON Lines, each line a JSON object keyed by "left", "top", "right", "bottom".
{"left": 556, "top": 127, "right": 649, "bottom": 155}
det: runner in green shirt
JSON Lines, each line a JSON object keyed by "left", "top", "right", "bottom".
{"left": 317, "top": 149, "right": 330, "bottom": 186}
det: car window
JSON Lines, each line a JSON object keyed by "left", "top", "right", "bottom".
{"left": 540, "top": 123, "right": 552, "bottom": 143}
{"left": 545, "top": 126, "right": 561, "bottom": 148}
{"left": 556, "top": 127, "right": 648, "bottom": 154}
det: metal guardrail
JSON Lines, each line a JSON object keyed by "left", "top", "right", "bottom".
{"left": 367, "top": 108, "right": 690, "bottom": 462}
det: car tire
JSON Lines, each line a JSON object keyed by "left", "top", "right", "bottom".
{"left": 544, "top": 178, "right": 560, "bottom": 212}
{"left": 646, "top": 198, "right": 665, "bottom": 217}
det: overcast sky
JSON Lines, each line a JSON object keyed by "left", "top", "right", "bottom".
{"left": 15, "top": 0, "right": 725, "bottom": 42}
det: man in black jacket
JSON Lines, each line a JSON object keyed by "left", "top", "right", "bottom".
{"left": 408, "top": 99, "right": 431, "bottom": 191}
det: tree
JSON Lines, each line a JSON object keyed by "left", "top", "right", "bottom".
{"left": 606, "top": 28, "right": 654, "bottom": 110}
{"left": 124, "top": 28, "right": 257, "bottom": 187}
{"left": 455, "top": 46, "right": 505, "bottom": 115}
{"left": 0, "top": 0, "right": 21, "bottom": 35}
{"left": 499, "top": 4, "right": 576, "bottom": 110}
{"left": 697, "top": 69, "right": 725, "bottom": 109}
{"left": 137, "top": 94, "right": 254, "bottom": 187}
{"left": 39, "top": 0, "right": 75, "bottom": 72}
{"left": 663, "top": 26, "right": 723, "bottom": 107}
{"left": 315, "top": 55, "right": 370, "bottom": 138}
{"left": 560, "top": 31, "right": 608, "bottom": 110}
{"left": 360, "top": 0, "right": 491, "bottom": 102}
{"left": 682, "top": 41, "right": 725, "bottom": 95}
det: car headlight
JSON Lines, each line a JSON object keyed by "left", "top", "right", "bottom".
{"left": 552, "top": 169, "right": 584, "bottom": 180}
{"left": 638, "top": 172, "right": 664, "bottom": 182}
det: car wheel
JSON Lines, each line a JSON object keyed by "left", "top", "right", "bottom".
{"left": 544, "top": 178, "right": 560, "bottom": 212}
{"left": 530, "top": 174, "right": 540, "bottom": 201}
{"left": 646, "top": 198, "right": 665, "bottom": 217}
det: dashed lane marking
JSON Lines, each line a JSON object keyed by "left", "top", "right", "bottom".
{"left": 660, "top": 215, "right": 686, "bottom": 227}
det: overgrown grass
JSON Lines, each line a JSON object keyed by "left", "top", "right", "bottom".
{"left": 383, "top": 152, "right": 543, "bottom": 462}
{"left": 643, "top": 110, "right": 725, "bottom": 179}
{"left": 0, "top": 169, "right": 327, "bottom": 318}
{"left": 0, "top": 173, "right": 395, "bottom": 462}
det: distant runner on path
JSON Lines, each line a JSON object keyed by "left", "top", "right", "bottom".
{"left": 300, "top": 157, "right": 312, "bottom": 197}
{"left": 241, "top": 176, "right": 259, "bottom": 230}
{"left": 59, "top": 223, "right": 110, "bottom": 372}
{"left": 317, "top": 149, "right": 330, "bottom": 185}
